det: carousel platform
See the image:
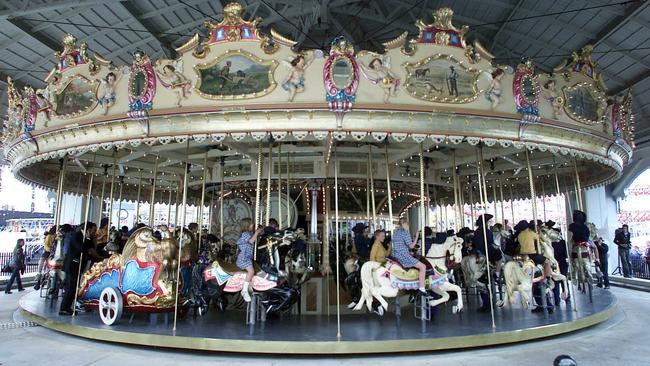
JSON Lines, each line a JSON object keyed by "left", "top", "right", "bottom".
{"left": 19, "top": 288, "right": 617, "bottom": 354}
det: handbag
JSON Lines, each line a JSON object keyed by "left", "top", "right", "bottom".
{"left": 1, "top": 263, "right": 13, "bottom": 273}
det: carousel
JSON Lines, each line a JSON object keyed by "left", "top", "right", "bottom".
{"left": 6, "top": 2, "right": 627, "bottom": 354}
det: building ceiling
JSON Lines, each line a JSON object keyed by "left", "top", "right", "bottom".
{"left": 0, "top": 0, "right": 649, "bottom": 181}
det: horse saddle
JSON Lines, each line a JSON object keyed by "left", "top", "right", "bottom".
{"left": 212, "top": 259, "right": 261, "bottom": 276}
{"left": 385, "top": 259, "right": 419, "bottom": 281}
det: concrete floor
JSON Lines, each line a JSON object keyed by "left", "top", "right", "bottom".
{"left": 0, "top": 287, "right": 647, "bottom": 366}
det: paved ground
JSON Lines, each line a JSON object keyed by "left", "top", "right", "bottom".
{"left": 0, "top": 286, "right": 647, "bottom": 366}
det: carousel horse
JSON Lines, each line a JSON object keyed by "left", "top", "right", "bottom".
{"left": 190, "top": 230, "right": 300, "bottom": 316}
{"left": 282, "top": 229, "right": 313, "bottom": 286}
{"left": 354, "top": 234, "right": 464, "bottom": 315}
{"left": 425, "top": 234, "right": 464, "bottom": 272}
{"left": 571, "top": 223, "right": 598, "bottom": 293}
{"left": 539, "top": 227, "right": 570, "bottom": 302}
{"left": 496, "top": 258, "right": 541, "bottom": 308}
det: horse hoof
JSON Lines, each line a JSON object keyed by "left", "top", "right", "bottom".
{"left": 452, "top": 306, "right": 458, "bottom": 314}
{"left": 496, "top": 300, "right": 504, "bottom": 307}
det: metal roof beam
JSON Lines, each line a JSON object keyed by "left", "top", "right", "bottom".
{"left": 610, "top": 69, "right": 650, "bottom": 95}
{"left": 489, "top": 0, "right": 525, "bottom": 52}
{"left": 5, "top": 17, "right": 60, "bottom": 52}
{"left": 0, "top": 0, "right": 115, "bottom": 19}
{"left": 119, "top": 1, "right": 176, "bottom": 59}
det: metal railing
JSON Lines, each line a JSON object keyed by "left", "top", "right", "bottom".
{"left": 630, "top": 257, "right": 650, "bottom": 280}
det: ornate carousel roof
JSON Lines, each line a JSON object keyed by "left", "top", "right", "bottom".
{"left": 0, "top": 1, "right": 643, "bottom": 209}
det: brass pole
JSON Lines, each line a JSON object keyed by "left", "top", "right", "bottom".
{"left": 541, "top": 176, "right": 547, "bottom": 222}
{"left": 458, "top": 179, "right": 465, "bottom": 228}
{"left": 286, "top": 152, "right": 291, "bottom": 228}
{"left": 419, "top": 143, "right": 426, "bottom": 256}
{"left": 499, "top": 182, "right": 505, "bottom": 227}
{"left": 573, "top": 159, "right": 583, "bottom": 211}
{"left": 492, "top": 182, "right": 498, "bottom": 224}
{"left": 134, "top": 171, "right": 142, "bottom": 224}
{"left": 366, "top": 151, "right": 370, "bottom": 224}
{"left": 172, "top": 143, "right": 190, "bottom": 332}
{"left": 278, "top": 144, "right": 282, "bottom": 229}
{"left": 106, "top": 161, "right": 117, "bottom": 231}
{"left": 97, "top": 169, "right": 107, "bottom": 223}
{"left": 368, "top": 146, "right": 377, "bottom": 228}
{"left": 476, "top": 146, "right": 496, "bottom": 329}
{"left": 265, "top": 144, "right": 273, "bottom": 226}
{"left": 334, "top": 144, "right": 342, "bottom": 339}
{"left": 116, "top": 176, "right": 124, "bottom": 228}
{"left": 148, "top": 156, "right": 158, "bottom": 226}
{"left": 51, "top": 158, "right": 67, "bottom": 262}
{"left": 167, "top": 189, "right": 173, "bottom": 227}
{"left": 555, "top": 171, "right": 577, "bottom": 312}
{"left": 509, "top": 183, "right": 515, "bottom": 224}
{"left": 198, "top": 151, "right": 208, "bottom": 252}
{"left": 385, "top": 144, "right": 394, "bottom": 233}
{"left": 469, "top": 183, "right": 475, "bottom": 225}
{"left": 254, "top": 141, "right": 263, "bottom": 227}
{"left": 525, "top": 150, "right": 538, "bottom": 230}
{"left": 220, "top": 158, "right": 225, "bottom": 242}
{"left": 73, "top": 161, "right": 95, "bottom": 317}
{"left": 452, "top": 150, "right": 460, "bottom": 231}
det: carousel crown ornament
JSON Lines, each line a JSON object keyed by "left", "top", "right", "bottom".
{"left": 323, "top": 36, "right": 359, "bottom": 127}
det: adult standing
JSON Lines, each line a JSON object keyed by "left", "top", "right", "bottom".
{"left": 614, "top": 224, "right": 632, "bottom": 278}
{"left": 59, "top": 222, "right": 97, "bottom": 315}
{"left": 4, "top": 239, "right": 26, "bottom": 294}
{"left": 447, "top": 66, "right": 459, "bottom": 97}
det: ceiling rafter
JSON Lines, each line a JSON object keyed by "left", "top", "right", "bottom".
{"left": 5, "top": 17, "right": 60, "bottom": 52}
{"left": 0, "top": 0, "right": 115, "bottom": 19}
{"left": 119, "top": 1, "right": 176, "bottom": 59}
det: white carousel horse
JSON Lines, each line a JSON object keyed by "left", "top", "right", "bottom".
{"left": 354, "top": 235, "right": 464, "bottom": 315}
{"left": 539, "top": 227, "right": 569, "bottom": 301}
{"left": 460, "top": 254, "right": 486, "bottom": 292}
{"left": 425, "top": 235, "right": 464, "bottom": 271}
{"left": 497, "top": 259, "right": 538, "bottom": 308}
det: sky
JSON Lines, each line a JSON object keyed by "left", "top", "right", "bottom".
{"left": 0, "top": 167, "right": 51, "bottom": 213}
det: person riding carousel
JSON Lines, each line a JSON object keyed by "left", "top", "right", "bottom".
{"left": 236, "top": 218, "right": 264, "bottom": 302}
{"left": 472, "top": 214, "right": 503, "bottom": 280}
{"left": 352, "top": 223, "right": 372, "bottom": 261}
{"left": 517, "top": 220, "right": 554, "bottom": 313}
{"left": 369, "top": 229, "right": 391, "bottom": 263}
{"left": 392, "top": 217, "right": 427, "bottom": 296}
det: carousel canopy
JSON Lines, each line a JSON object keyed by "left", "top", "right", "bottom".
{"left": 0, "top": 0, "right": 644, "bottom": 208}
{"left": 0, "top": 0, "right": 648, "bottom": 139}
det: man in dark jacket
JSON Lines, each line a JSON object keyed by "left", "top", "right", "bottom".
{"left": 614, "top": 224, "right": 632, "bottom": 278}
{"left": 59, "top": 222, "right": 97, "bottom": 315}
{"left": 595, "top": 236, "right": 610, "bottom": 289}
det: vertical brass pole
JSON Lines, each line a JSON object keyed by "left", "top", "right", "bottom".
{"left": 452, "top": 150, "right": 460, "bottom": 231}
{"left": 476, "top": 147, "right": 496, "bottom": 329}
{"left": 541, "top": 176, "right": 547, "bottom": 222}
{"left": 278, "top": 144, "right": 283, "bottom": 229}
{"left": 499, "top": 182, "right": 505, "bottom": 226}
{"left": 106, "top": 161, "right": 117, "bottom": 231}
{"left": 368, "top": 146, "right": 377, "bottom": 228}
{"left": 492, "top": 183, "right": 498, "bottom": 224}
{"left": 97, "top": 169, "right": 107, "bottom": 223}
{"left": 334, "top": 144, "right": 341, "bottom": 339}
{"left": 459, "top": 180, "right": 465, "bottom": 228}
{"left": 220, "top": 158, "right": 225, "bottom": 242}
{"left": 385, "top": 145, "right": 393, "bottom": 233}
{"left": 555, "top": 171, "right": 577, "bottom": 312}
{"left": 116, "top": 176, "right": 124, "bottom": 228}
{"left": 135, "top": 170, "right": 143, "bottom": 224}
{"left": 286, "top": 152, "right": 291, "bottom": 228}
{"left": 167, "top": 189, "right": 173, "bottom": 227}
{"left": 265, "top": 144, "right": 273, "bottom": 226}
{"left": 254, "top": 141, "right": 263, "bottom": 227}
{"left": 173, "top": 146, "right": 190, "bottom": 333}
{"left": 73, "top": 162, "right": 94, "bottom": 317}
{"left": 198, "top": 152, "right": 208, "bottom": 251}
{"left": 419, "top": 143, "right": 426, "bottom": 256}
{"left": 366, "top": 151, "right": 370, "bottom": 224}
{"left": 525, "top": 150, "right": 538, "bottom": 229}
{"left": 469, "top": 184, "right": 475, "bottom": 225}
{"left": 509, "top": 183, "right": 515, "bottom": 224}
{"left": 148, "top": 156, "right": 158, "bottom": 226}
{"left": 573, "top": 159, "right": 583, "bottom": 211}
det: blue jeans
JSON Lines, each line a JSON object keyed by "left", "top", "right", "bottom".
{"left": 4, "top": 267, "right": 23, "bottom": 292}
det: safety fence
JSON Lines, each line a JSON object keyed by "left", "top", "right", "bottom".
{"left": 629, "top": 257, "right": 650, "bottom": 280}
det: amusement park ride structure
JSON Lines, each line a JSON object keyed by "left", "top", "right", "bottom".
{"left": 3, "top": 2, "right": 630, "bottom": 354}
